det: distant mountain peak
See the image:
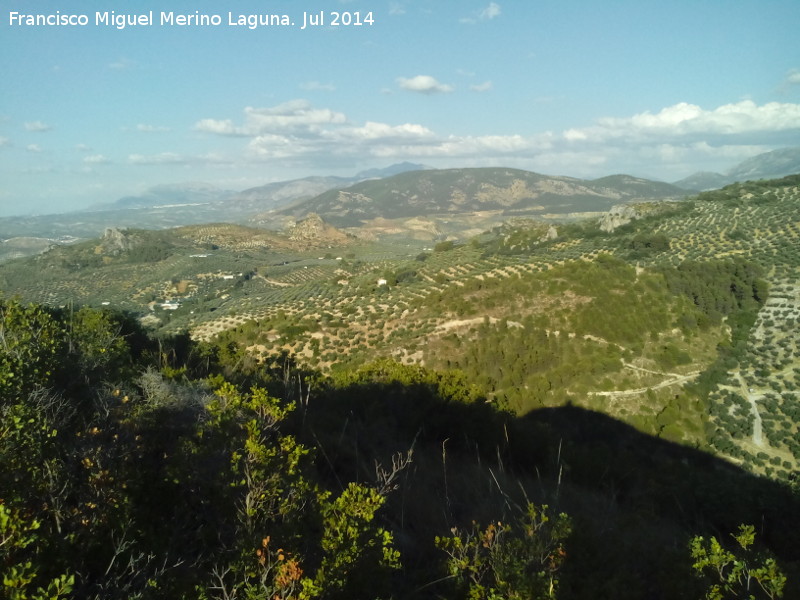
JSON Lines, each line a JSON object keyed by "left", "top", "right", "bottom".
{"left": 727, "top": 147, "right": 800, "bottom": 179}
{"left": 673, "top": 147, "right": 800, "bottom": 191}
{"left": 102, "top": 182, "right": 236, "bottom": 210}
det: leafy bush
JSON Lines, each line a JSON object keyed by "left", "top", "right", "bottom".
{"left": 690, "top": 525, "right": 786, "bottom": 599}
{"left": 436, "top": 503, "right": 571, "bottom": 600}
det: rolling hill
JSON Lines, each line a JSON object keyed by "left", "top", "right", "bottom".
{"left": 275, "top": 168, "right": 690, "bottom": 230}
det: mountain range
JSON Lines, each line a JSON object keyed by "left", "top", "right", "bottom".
{"left": 81, "top": 147, "right": 800, "bottom": 220}
{"left": 1, "top": 149, "right": 798, "bottom": 253}
{"left": 98, "top": 182, "right": 238, "bottom": 210}
{"left": 100, "top": 162, "right": 431, "bottom": 214}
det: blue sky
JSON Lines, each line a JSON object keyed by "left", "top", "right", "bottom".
{"left": 1, "top": 0, "right": 799, "bottom": 216}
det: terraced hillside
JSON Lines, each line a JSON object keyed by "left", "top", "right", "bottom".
{"left": 1, "top": 175, "right": 798, "bottom": 485}
{"left": 193, "top": 176, "right": 800, "bottom": 483}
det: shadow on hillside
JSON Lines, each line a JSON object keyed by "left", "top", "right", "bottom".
{"left": 515, "top": 404, "right": 799, "bottom": 557}
{"left": 299, "top": 377, "right": 799, "bottom": 599}
{"left": 515, "top": 405, "right": 800, "bottom": 599}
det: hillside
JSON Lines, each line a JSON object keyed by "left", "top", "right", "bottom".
{"left": 0, "top": 163, "right": 429, "bottom": 250}
{"left": 0, "top": 220, "right": 355, "bottom": 319}
{"left": 2, "top": 175, "right": 800, "bottom": 599}
{"left": 0, "top": 236, "right": 57, "bottom": 262}
{"left": 276, "top": 167, "right": 690, "bottom": 230}
{"left": 589, "top": 173, "right": 694, "bottom": 196}
{"left": 2, "top": 295, "right": 798, "bottom": 599}
{"left": 1, "top": 175, "right": 799, "bottom": 480}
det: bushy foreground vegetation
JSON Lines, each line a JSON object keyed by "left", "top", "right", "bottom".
{"left": 1, "top": 298, "right": 798, "bottom": 599}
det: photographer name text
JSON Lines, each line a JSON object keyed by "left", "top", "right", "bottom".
{"left": 8, "top": 10, "right": 375, "bottom": 30}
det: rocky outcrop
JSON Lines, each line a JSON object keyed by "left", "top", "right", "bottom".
{"left": 101, "top": 227, "right": 139, "bottom": 255}
{"left": 598, "top": 205, "right": 640, "bottom": 233}
{"left": 287, "top": 213, "right": 351, "bottom": 245}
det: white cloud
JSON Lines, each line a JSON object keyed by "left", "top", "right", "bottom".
{"left": 562, "top": 129, "right": 588, "bottom": 141}
{"left": 0, "top": 136, "right": 10, "bottom": 147}
{"left": 83, "top": 154, "right": 110, "bottom": 164}
{"left": 388, "top": 3, "right": 405, "bottom": 16}
{"left": 348, "top": 100, "right": 799, "bottom": 178}
{"left": 194, "top": 118, "right": 240, "bottom": 136}
{"left": 137, "top": 124, "right": 171, "bottom": 132}
{"left": 195, "top": 100, "right": 347, "bottom": 136}
{"left": 128, "top": 152, "right": 184, "bottom": 165}
{"left": 461, "top": 2, "right": 501, "bottom": 23}
{"left": 24, "top": 121, "right": 52, "bottom": 132}
{"left": 782, "top": 69, "right": 800, "bottom": 92}
{"left": 480, "top": 2, "right": 501, "bottom": 20}
{"left": 128, "top": 152, "right": 231, "bottom": 166}
{"left": 187, "top": 99, "right": 800, "bottom": 181}
{"left": 26, "top": 144, "right": 42, "bottom": 152}
{"left": 341, "top": 122, "right": 434, "bottom": 140}
{"left": 247, "top": 102, "right": 346, "bottom": 131}
{"left": 247, "top": 134, "right": 302, "bottom": 159}
{"left": 397, "top": 75, "right": 454, "bottom": 94}
{"left": 470, "top": 81, "right": 493, "bottom": 92}
{"left": 419, "top": 134, "right": 539, "bottom": 157}
{"left": 216, "top": 99, "right": 544, "bottom": 165}
{"left": 245, "top": 120, "right": 437, "bottom": 161}
{"left": 545, "top": 100, "right": 800, "bottom": 179}
{"left": 563, "top": 101, "right": 800, "bottom": 143}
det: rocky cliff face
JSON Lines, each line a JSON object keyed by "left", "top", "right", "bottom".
{"left": 598, "top": 205, "right": 640, "bottom": 233}
{"left": 286, "top": 213, "right": 351, "bottom": 245}
{"left": 101, "top": 227, "right": 139, "bottom": 255}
